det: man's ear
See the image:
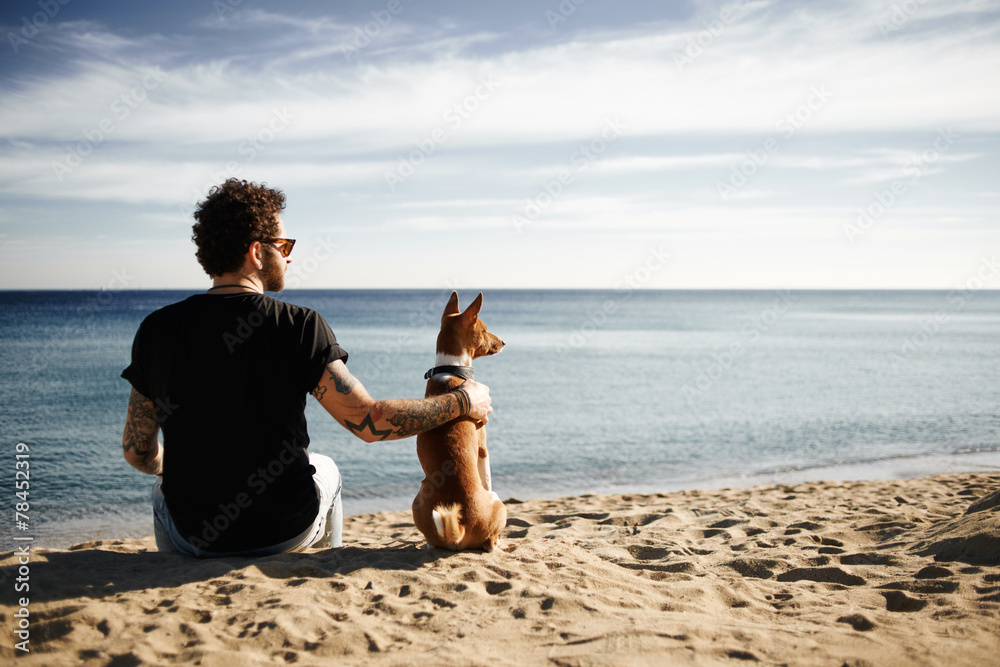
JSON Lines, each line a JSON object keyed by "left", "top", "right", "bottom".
{"left": 248, "top": 240, "right": 264, "bottom": 270}
{"left": 442, "top": 291, "right": 460, "bottom": 319}
{"left": 461, "top": 292, "right": 483, "bottom": 325}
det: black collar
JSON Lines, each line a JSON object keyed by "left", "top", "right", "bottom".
{"left": 424, "top": 365, "right": 474, "bottom": 381}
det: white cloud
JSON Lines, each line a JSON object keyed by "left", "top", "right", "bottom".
{"left": 1, "top": 0, "right": 998, "bottom": 288}
{"left": 769, "top": 150, "right": 983, "bottom": 184}
{"left": 5, "top": 1, "right": 1000, "bottom": 151}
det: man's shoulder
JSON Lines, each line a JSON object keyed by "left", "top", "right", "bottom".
{"left": 265, "top": 295, "right": 325, "bottom": 322}
{"left": 138, "top": 294, "right": 203, "bottom": 325}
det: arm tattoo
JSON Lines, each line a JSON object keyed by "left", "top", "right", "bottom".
{"left": 332, "top": 368, "right": 357, "bottom": 395}
{"left": 344, "top": 414, "right": 393, "bottom": 441}
{"left": 124, "top": 390, "right": 156, "bottom": 455}
{"left": 387, "top": 397, "right": 454, "bottom": 439}
{"left": 320, "top": 364, "right": 358, "bottom": 396}
{"left": 124, "top": 389, "right": 161, "bottom": 474}
{"left": 311, "top": 384, "right": 327, "bottom": 401}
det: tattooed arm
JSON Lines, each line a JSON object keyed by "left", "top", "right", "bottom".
{"left": 310, "top": 360, "right": 493, "bottom": 443}
{"left": 123, "top": 387, "right": 164, "bottom": 475}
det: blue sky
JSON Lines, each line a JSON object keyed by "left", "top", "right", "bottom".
{"left": 1, "top": 0, "right": 998, "bottom": 289}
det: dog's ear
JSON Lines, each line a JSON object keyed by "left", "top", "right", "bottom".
{"left": 461, "top": 292, "right": 484, "bottom": 325}
{"left": 442, "top": 291, "right": 460, "bottom": 319}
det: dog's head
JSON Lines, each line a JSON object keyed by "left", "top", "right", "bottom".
{"left": 439, "top": 291, "right": 505, "bottom": 360}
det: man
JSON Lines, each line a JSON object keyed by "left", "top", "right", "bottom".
{"left": 121, "top": 178, "right": 492, "bottom": 557}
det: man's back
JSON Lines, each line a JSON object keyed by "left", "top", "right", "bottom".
{"left": 122, "top": 292, "right": 347, "bottom": 552}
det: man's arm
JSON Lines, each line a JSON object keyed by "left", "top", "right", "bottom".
{"left": 123, "top": 387, "right": 164, "bottom": 475}
{"left": 310, "top": 360, "right": 492, "bottom": 443}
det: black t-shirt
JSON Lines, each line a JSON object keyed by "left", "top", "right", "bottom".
{"left": 121, "top": 293, "right": 348, "bottom": 553}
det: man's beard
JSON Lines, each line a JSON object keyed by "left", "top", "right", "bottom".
{"left": 261, "top": 247, "right": 285, "bottom": 292}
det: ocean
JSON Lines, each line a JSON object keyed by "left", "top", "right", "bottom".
{"left": 2, "top": 288, "right": 999, "bottom": 549}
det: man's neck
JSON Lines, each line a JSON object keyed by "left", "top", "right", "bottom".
{"left": 209, "top": 272, "right": 264, "bottom": 294}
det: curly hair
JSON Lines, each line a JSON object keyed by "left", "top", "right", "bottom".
{"left": 191, "top": 179, "right": 286, "bottom": 277}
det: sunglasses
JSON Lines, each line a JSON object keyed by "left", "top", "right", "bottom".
{"left": 268, "top": 238, "right": 296, "bottom": 257}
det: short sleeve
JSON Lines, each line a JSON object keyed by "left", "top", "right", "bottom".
{"left": 121, "top": 315, "right": 152, "bottom": 398}
{"left": 300, "top": 310, "right": 348, "bottom": 394}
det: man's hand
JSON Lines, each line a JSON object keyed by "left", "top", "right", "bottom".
{"left": 458, "top": 380, "right": 493, "bottom": 424}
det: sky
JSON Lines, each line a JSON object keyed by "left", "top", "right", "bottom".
{"left": 0, "top": 0, "right": 998, "bottom": 290}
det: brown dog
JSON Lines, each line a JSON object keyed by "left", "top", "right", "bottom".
{"left": 412, "top": 291, "right": 507, "bottom": 551}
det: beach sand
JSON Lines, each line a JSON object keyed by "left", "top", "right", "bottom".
{"left": 2, "top": 471, "right": 999, "bottom": 666}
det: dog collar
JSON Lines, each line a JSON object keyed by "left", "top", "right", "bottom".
{"left": 424, "top": 365, "right": 475, "bottom": 381}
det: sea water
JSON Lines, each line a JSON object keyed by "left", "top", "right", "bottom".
{"left": 1, "top": 289, "right": 998, "bottom": 548}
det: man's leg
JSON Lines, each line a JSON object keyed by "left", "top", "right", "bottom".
{"left": 151, "top": 478, "right": 174, "bottom": 552}
{"left": 235, "top": 457, "right": 341, "bottom": 554}
{"left": 154, "top": 457, "right": 342, "bottom": 556}
{"left": 151, "top": 478, "right": 200, "bottom": 556}
{"left": 307, "top": 453, "right": 343, "bottom": 548}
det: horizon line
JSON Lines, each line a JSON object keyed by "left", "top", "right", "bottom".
{"left": 2, "top": 287, "right": 998, "bottom": 293}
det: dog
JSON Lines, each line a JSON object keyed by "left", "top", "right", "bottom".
{"left": 412, "top": 291, "right": 507, "bottom": 552}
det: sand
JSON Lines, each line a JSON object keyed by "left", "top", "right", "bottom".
{"left": 2, "top": 471, "right": 999, "bottom": 666}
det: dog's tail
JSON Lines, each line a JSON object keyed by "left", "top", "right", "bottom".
{"left": 431, "top": 503, "right": 465, "bottom": 549}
